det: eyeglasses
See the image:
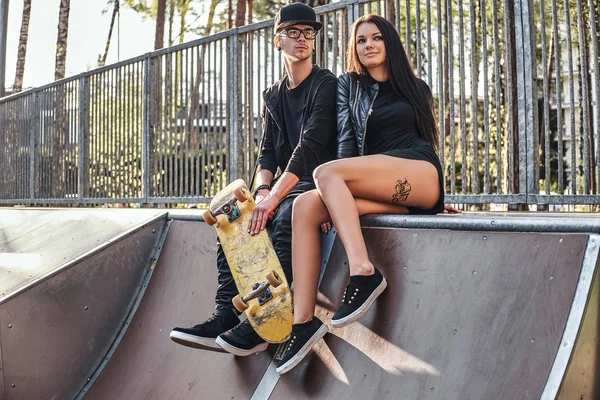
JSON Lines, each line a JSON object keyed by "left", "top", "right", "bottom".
{"left": 279, "top": 28, "right": 318, "bottom": 40}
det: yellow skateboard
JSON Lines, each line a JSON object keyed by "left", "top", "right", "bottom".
{"left": 202, "top": 179, "right": 293, "bottom": 343}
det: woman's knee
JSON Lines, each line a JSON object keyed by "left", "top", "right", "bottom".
{"left": 292, "top": 192, "right": 325, "bottom": 226}
{"left": 313, "top": 161, "right": 340, "bottom": 188}
{"left": 292, "top": 193, "right": 315, "bottom": 221}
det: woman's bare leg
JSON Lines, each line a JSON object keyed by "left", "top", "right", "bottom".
{"left": 313, "top": 155, "right": 440, "bottom": 277}
{"left": 291, "top": 191, "right": 330, "bottom": 324}
{"left": 291, "top": 189, "right": 410, "bottom": 324}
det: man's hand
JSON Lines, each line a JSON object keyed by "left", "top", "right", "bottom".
{"left": 443, "top": 204, "right": 461, "bottom": 214}
{"left": 321, "top": 221, "right": 332, "bottom": 233}
{"left": 249, "top": 192, "right": 279, "bottom": 235}
{"left": 254, "top": 189, "right": 270, "bottom": 205}
{"left": 254, "top": 189, "right": 275, "bottom": 221}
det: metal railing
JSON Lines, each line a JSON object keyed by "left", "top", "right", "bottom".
{"left": 0, "top": 0, "right": 598, "bottom": 206}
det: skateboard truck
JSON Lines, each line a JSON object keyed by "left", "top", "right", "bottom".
{"left": 203, "top": 187, "right": 250, "bottom": 226}
{"left": 246, "top": 282, "right": 273, "bottom": 306}
{"left": 216, "top": 199, "right": 241, "bottom": 223}
{"left": 232, "top": 271, "right": 285, "bottom": 314}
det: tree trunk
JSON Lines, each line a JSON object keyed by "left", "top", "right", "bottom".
{"left": 53, "top": 0, "right": 70, "bottom": 197}
{"left": 247, "top": 0, "right": 253, "bottom": 24}
{"left": 154, "top": 0, "right": 166, "bottom": 49}
{"left": 386, "top": 0, "right": 396, "bottom": 24}
{"left": 179, "top": 2, "right": 188, "bottom": 44}
{"left": 443, "top": 0, "right": 450, "bottom": 157}
{"left": 580, "top": 10, "right": 595, "bottom": 193}
{"left": 13, "top": 0, "right": 31, "bottom": 92}
{"left": 540, "top": 28, "right": 554, "bottom": 186}
{"left": 182, "top": 0, "right": 221, "bottom": 148}
{"left": 503, "top": 0, "right": 519, "bottom": 197}
{"left": 168, "top": 0, "right": 175, "bottom": 46}
{"left": 98, "top": 0, "right": 119, "bottom": 67}
{"left": 54, "top": 0, "right": 70, "bottom": 80}
{"left": 228, "top": 0, "right": 233, "bottom": 29}
{"left": 206, "top": 0, "right": 220, "bottom": 36}
{"left": 235, "top": 0, "right": 246, "bottom": 27}
{"left": 470, "top": 0, "right": 479, "bottom": 193}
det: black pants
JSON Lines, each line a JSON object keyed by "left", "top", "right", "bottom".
{"left": 214, "top": 195, "right": 295, "bottom": 312}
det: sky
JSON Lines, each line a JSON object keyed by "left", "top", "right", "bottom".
{"left": 5, "top": 0, "right": 208, "bottom": 89}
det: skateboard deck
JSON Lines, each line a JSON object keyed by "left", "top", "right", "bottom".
{"left": 203, "top": 179, "right": 293, "bottom": 343}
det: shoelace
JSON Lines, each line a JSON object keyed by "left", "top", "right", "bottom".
{"left": 341, "top": 284, "right": 360, "bottom": 305}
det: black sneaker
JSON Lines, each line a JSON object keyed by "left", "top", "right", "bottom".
{"left": 330, "top": 267, "right": 387, "bottom": 328}
{"left": 170, "top": 309, "right": 239, "bottom": 352}
{"left": 274, "top": 317, "right": 328, "bottom": 375}
{"left": 215, "top": 319, "right": 269, "bottom": 356}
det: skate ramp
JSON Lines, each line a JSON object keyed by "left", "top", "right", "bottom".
{"left": 273, "top": 220, "right": 598, "bottom": 399}
{"left": 81, "top": 213, "right": 599, "bottom": 400}
{"left": 0, "top": 209, "right": 168, "bottom": 400}
{"left": 82, "top": 220, "right": 275, "bottom": 400}
{"left": 0, "top": 208, "right": 166, "bottom": 301}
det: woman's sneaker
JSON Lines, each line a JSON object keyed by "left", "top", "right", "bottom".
{"left": 274, "top": 317, "right": 328, "bottom": 375}
{"left": 170, "top": 309, "right": 239, "bottom": 351}
{"left": 330, "top": 268, "right": 387, "bottom": 328}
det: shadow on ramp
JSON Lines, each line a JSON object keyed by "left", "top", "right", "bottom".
{"left": 272, "top": 217, "right": 599, "bottom": 400}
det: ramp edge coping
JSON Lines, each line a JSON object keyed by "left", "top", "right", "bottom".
{"left": 168, "top": 211, "right": 600, "bottom": 234}
{"left": 540, "top": 234, "right": 600, "bottom": 399}
{"left": 74, "top": 219, "right": 173, "bottom": 400}
{"left": 361, "top": 214, "right": 600, "bottom": 233}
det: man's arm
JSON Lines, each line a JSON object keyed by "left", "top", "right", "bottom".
{"left": 248, "top": 73, "right": 337, "bottom": 235}
{"left": 268, "top": 171, "right": 299, "bottom": 202}
{"left": 255, "top": 103, "right": 278, "bottom": 181}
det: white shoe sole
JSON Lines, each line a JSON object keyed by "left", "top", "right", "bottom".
{"left": 215, "top": 336, "right": 269, "bottom": 356}
{"left": 275, "top": 324, "right": 329, "bottom": 375}
{"left": 330, "top": 277, "right": 388, "bottom": 328}
{"left": 170, "top": 331, "right": 226, "bottom": 352}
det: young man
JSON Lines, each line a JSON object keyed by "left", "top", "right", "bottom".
{"left": 170, "top": 2, "right": 337, "bottom": 356}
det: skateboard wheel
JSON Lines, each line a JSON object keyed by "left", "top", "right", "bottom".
{"left": 233, "top": 294, "right": 248, "bottom": 312}
{"left": 247, "top": 305, "right": 258, "bottom": 318}
{"left": 266, "top": 271, "right": 282, "bottom": 288}
{"left": 233, "top": 187, "right": 249, "bottom": 203}
{"left": 202, "top": 210, "right": 218, "bottom": 226}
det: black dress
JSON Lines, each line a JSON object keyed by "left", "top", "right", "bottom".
{"left": 365, "top": 79, "right": 444, "bottom": 214}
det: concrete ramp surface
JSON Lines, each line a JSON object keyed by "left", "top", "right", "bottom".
{"left": 1, "top": 211, "right": 598, "bottom": 399}
{"left": 81, "top": 214, "right": 598, "bottom": 400}
{"left": 0, "top": 209, "right": 168, "bottom": 400}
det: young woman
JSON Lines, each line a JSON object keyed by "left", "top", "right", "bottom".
{"left": 274, "top": 14, "right": 454, "bottom": 375}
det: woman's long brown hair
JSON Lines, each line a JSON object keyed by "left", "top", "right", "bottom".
{"left": 346, "top": 14, "right": 439, "bottom": 151}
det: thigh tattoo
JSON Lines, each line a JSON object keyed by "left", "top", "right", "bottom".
{"left": 392, "top": 178, "right": 411, "bottom": 203}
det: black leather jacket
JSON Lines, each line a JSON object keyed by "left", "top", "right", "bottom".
{"left": 257, "top": 65, "right": 337, "bottom": 182}
{"left": 336, "top": 72, "right": 432, "bottom": 159}
{"left": 336, "top": 72, "right": 378, "bottom": 159}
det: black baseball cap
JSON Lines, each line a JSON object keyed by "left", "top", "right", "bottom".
{"left": 274, "top": 3, "right": 323, "bottom": 32}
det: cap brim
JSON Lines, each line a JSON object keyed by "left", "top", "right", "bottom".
{"left": 276, "top": 20, "right": 323, "bottom": 32}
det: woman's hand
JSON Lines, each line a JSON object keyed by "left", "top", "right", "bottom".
{"left": 443, "top": 204, "right": 461, "bottom": 214}
{"left": 320, "top": 221, "right": 332, "bottom": 233}
{"left": 249, "top": 191, "right": 278, "bottom": 235}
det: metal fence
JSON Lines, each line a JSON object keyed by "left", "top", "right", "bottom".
{"left": 0, "top": 0, "right": 598, "bottom": 206}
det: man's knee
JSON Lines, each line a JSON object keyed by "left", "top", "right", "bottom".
{"left": 272, "top": 197, "right": 293, "bottom": 231}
